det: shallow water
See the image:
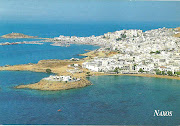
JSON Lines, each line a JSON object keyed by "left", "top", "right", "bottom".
{"left": 0, "top": 43, "right": 99, "bottom": 66}
{"left": 0, "top": 22, "right": 180, "bottom": 125}
{"left": 0, "top": 73, "right": 179, "bottom": 125}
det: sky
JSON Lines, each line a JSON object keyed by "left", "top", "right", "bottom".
{"left": 0, "top": 0, "right": 179, "bottom": 23}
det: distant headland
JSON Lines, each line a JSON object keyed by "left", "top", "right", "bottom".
{"left": 1, "top": 33, "right": 38, "bottom": 38}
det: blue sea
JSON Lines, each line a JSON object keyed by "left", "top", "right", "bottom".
{"left": 0, "top": 21, "right": 180, "bottom": 38}
{"left": 0, "top": 73, "right": 179, "bottom": 125}
{"left": 0, "top": 22, "right": 180, "bottom": 125}
{"left": 0, "top": 43, "right": 99, "bottom": 66}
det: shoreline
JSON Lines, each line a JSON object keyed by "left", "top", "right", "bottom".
{"left": 92, "top": 73, "right": 180, "bottom": 80}
{"left": 0, "top": 58, "right": 179, "bottom": 91}
{"left": 0, "top": 27, "right": 180, "bottom": 91}
{"left": 15, "top": 78, "right": 92, "bottom": 91}
{"left": 2, "top": 69, "right": 180, "bottom": 91}
{"left": 0, "top": 27, "right": 179, "bottom": 48}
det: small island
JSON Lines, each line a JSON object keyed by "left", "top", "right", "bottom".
{"left": 1, "top": 33, "right": 38, "bottom": 38}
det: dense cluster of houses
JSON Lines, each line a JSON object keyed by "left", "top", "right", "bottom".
{"left": 82, "top": 52, "right": 180, "bottom": 75}
{"left": 81, "top": 28, "right": 180, "bottom": 75}
{"left": 53, "top": 27, "right": 180, "bottom": 76}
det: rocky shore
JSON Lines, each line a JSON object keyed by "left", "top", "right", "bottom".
{"left": 0, "top": 41, "right": 44, "bottom": 46}
{"left": 0, "top": 50, "right": 119, "bottom": 91}
{"left": 15, "top": 78, "right": 92, "bottom": 91}
{"left": 0, "top": 49, "right": 179, "bottom": 91}
{"left": 0, "top": 27, "right": 179, "bottom": 91}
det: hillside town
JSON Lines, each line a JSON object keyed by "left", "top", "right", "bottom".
{"left": 1, "top": 27, "right": 180, "bottom": 92}
{"left": 1, "top": 27, "right": 179, "bottom": 77}
{"left": 54, "top": 27, "right": 180, "bottom": 76}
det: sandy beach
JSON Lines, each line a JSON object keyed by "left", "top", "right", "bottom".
{"left": 93, "top": 73, "right": 180, "bottom": 80}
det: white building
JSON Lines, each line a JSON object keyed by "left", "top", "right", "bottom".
{"left": 43, "top": 75, "right": 80, "bottom": 82}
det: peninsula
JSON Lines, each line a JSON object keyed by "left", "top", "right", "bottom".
{"left": 15, "top": 77, "right": 92, "bottom": 91}
{"left": 1, "top": 33, "right": 38, "bottom": 38}
{"left": 0, "top": 27, "right": 180, "bottom": 91}
{"left": 0, "top": 51, "right": 119, "bottom": 91}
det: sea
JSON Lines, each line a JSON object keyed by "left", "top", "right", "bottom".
{"left": 0, "top": 21, "right": 180, "bottom": 125}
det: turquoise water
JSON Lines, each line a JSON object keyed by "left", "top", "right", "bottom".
{"left": 0, "top": 43, "right": 99, "bottom": 66}
{"left": 0, "top": 22, "right": 179, "bottom": 66}
{"left": 0, "top": 22, "right": 180, "bottom": 125}
{"left": 0, "top": 73, "right": 179, "bottom": 125}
